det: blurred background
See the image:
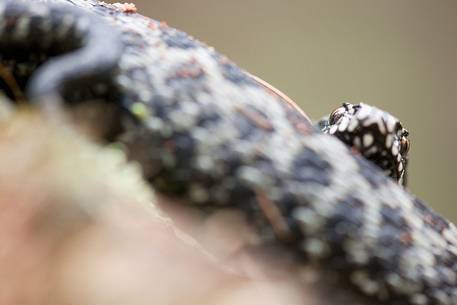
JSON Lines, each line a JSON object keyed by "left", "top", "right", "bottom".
{"left": 109, "top": 0, "right": 456, "bottom": 220}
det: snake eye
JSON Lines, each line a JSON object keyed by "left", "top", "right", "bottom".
{"left": 400, "top": 137, "right": 410, "bottom": 155}
{"left": 329, "top": 107, "right": 346, "bottom": 125}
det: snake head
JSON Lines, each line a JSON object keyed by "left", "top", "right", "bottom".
{"left": 323, "top": 102, "right": 410, "bottom": 185}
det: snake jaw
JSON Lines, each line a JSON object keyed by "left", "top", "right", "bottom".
{"left": 323, "top": 102, "right": 410, "bottom": 185}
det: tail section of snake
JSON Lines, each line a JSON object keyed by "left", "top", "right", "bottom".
{"left": 0, "top": 0, "right": 122, "bottom": 101}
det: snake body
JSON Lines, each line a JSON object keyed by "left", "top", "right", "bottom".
{"left": 0, "top": 1, "right": 456, "bottom": 304}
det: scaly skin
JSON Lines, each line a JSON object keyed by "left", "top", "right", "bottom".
{"left": 0, "top": 1, "right": 456, "bottom": 304}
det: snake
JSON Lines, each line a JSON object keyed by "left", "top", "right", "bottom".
{"left": 0, "top": 1, "right": 455, "bottom": 304}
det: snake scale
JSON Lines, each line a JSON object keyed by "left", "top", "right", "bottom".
{"left": 0, "top": 1, "right": 456, "bottom": 304}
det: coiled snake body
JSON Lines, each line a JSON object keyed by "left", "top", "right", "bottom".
{"left": 0, "top": 1, "right": 456, "bottom": 304}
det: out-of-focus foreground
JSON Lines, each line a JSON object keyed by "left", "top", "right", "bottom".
{"left": 0, "top": 110, "right": 292, "bottom": 304}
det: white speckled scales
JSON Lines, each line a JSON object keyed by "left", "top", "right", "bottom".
{"left": 0, "top": 1, "right": 456, "bottom": 304}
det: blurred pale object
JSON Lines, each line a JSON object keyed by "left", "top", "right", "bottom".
{"left": 0, "top": 112, "right": 309, "bottom": 305}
